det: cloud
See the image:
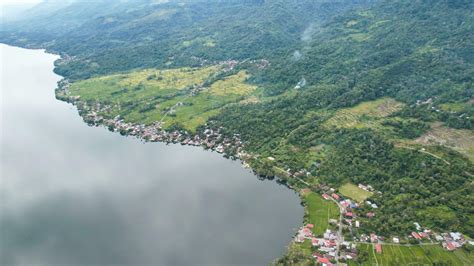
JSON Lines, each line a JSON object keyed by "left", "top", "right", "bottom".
{"left": 292, "top": 50, "right": 302, "bottom": 61}
{"left": 301, "top": 23, "right": 320, "bottom": 43}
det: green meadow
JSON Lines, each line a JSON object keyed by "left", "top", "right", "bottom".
{"left": 302, "top": 192, "right": 339, "bottom": 236}
{"left": 69, "top": 67, "right": 257, "bottom": 132}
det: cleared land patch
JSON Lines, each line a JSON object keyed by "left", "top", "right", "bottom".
{"left": 415, "top": 122, "right": 474, "bottom": 162}
{"left": 439, "top": 101, "right": 473, "bottom": 113}
{"left": 323, "top": 98, "right": 405, "bottom": 130}
{"left": 339, "top": 183, "right": 373, "bottom": 202}
{"left": 69, "top": 67, "right": 257, "bottom": 132}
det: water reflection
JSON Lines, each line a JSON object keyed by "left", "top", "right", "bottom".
{"left": 0, "top": 44, "right": 303, "bottom": 265}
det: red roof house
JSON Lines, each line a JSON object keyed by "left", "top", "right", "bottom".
{"left": 318, "top": 257, "right": 330, "bottom": 264}
{"left": 303, "top": 228, "right": 312, "bottom": 237}
{"left": 307, "top": 224, "right": 314, "bottom": 229}
{"left": 370, "top": 233, "right": 377, "bottom": 243}
{"left": 367, "top": 212, "right": 375, "bottom": 218}
{"left": 412, "top": 232, "right": 421, "bottom": 240}
{"left": 375, "top": 244, "right": 382, "bottom": 254}
{"left": 446, "top": 242, "right": 456, "bottom": 251}
{"left": 331, "top": 193, "right": 340, "bottom": 200}
{"left": 312, "top": 238, "right": 322, "bottom": 246}
{"left": 345, "top": 212, "right": 353, "bottom": 217}
{"left": 322, "top": 193, "right": 330, "bottom": 200}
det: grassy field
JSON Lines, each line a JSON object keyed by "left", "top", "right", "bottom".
{"left": 70, "top": 66, "right": 218, "bottom": 101}
{"left": 323, "top": 98, "right": 405, "bottom": 130}
{"left": 339, "top": 183, "right": 373, "bottom": 202}
{"left": 303, "top": 192, "right": 339, "bottom": 236}
{"left": 351, "top": 244, "right": 474, "bottom": 266}
{"left": 69, "top": 67, "right": 257, "bottom": 132}
{"left": 280, "top": 191, "right": 339, "bottom": 265}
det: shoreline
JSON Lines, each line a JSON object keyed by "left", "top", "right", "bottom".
{"left": 10, "top": 43, "right": 469, "bottom": 265}
{"left": 53, "top": 77, "right": 307, "bottom": 263}
{"left": 1, "top": 43, "right": 308, "bottom": 265}
{"left": 56, "top": 71, "right": 474, "bottom": 266}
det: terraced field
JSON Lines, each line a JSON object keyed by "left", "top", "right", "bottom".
{"left": 352, "top": 244, "right": 474, "bottom": 266}
{"left": 323, "top": 98, "right": 405, "bottom": 130}
{"left": 69, "top": 67, "right": 257, "bottom": 131}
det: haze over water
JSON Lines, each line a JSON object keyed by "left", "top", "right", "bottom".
{"left": 0, "top": 44, "right": 303, "bottom": 265}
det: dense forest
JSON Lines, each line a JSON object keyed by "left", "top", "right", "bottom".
{"left": 0, "top": 0, "right": 376, "bottom": 80}
{"left": 1, "top": 0, "right": 472, "bottom": 242}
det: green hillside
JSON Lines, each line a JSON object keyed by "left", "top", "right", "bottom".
{"left": 1, "top": 0, "right": 375, "bottom": 80}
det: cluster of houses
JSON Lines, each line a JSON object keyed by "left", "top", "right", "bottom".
{"left": 415, "top": 97, "right": 470, "bottom": 119}
{"left": 219, "top": 58, "right": 270, "bottom": 71}
{"left": 102, "top": 113, "right": 242, "bottom": 155}
{"left": 219, "top": 60, "right": 239, "bottom": 72}
{"left": 55, "top": 56, "right": 273, "bottom": 160}
{"left": 56, "top": 81, "right": 244, "bottom": 156}
{"left": 59, "top": 77, "right": 473, "bottom": 261}
{"left": 321, "top": 185, "right": 378, "bottom": 221}
{"left": 322, "top": 192, "right": 363, "bottom": 226}
{"left": 294, "top": 185, "right": 473, "bottom": 262}
{"left": 365, "top": 200, "right": 378, "bottom": 210}
{"left": 294, "top": 224, "right": 358, "bottom": 265}
{"left": 411, "top": 223, "right": 469, "bottom": 251}
{"left": 358, "top": 183, "right": 374, "bottom": 192}
{"left": 297, "top": 225, "right": 360, "bottom": 265}
{"left": 358, "top": 233, "right": 383, "bottom": 254}
{"left": 320, "top": 187, "right": 386, "bottom": 256}
{"left": 289, "top": 169, "right": 312, "bottom": 178}
{"left": 410, "top": 222, "right": 432, "bottom": 242}
{"left": 440, "top": 232, "right": 469, "bottom": 251}
{"left": 188, "top": 57, "right": 269, "bottom": 71}
{"left": 250, "top": 59, "right": 270, "bottom": 69}
{"left": 338, "top": 241, "right": 359, "bottom": 262}
{"left": 416, "top": 98, "right": 434, "bottom": 106}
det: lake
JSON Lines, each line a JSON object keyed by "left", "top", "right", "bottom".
{"left": 0, "top": 44, "right": 303, "bottom": 265}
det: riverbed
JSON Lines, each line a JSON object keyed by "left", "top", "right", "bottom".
{"left": 0, "top": 44, "right": 303, "bottom": 265}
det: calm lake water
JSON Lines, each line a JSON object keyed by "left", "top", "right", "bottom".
{"left": 0, "top": 44, "right": 303, "bottom": 265}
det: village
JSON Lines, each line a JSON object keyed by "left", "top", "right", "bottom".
{"left": 56, "top": 79, "right": 245, "bottom": 157}
{"left": 292, "top": 182, "right": 472, "bottom": 265}
{"left": 56, "top": 79, "right": 472, "bottom": 266}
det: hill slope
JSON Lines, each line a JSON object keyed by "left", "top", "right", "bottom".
{"left": 1, "top": 0, "right": 375, "bottom": 80}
